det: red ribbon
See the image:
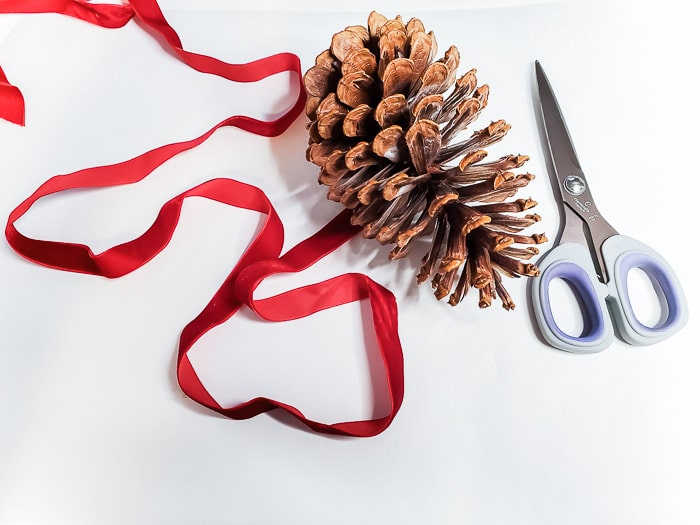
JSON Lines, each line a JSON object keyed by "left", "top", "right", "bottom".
{"left": 0, "top": 64, "right": 25, "bottom": 125}
{"left": 2, "top": 0, "right": 404, "bottom": 437}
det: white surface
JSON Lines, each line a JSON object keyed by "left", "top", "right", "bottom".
{"left": 1, "top": 1, "right": 699, "bottom": 524}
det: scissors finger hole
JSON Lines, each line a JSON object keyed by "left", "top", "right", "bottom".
{"left": 538, "top": 260, "right": 607, "bottom": 347}
{"left": 626, "top": 267, "right": 665, "bottom": 328}
{"left": 547, "top": 278, "right": 587, "bottom": 337}
{"left": 616, "top": 252, "right": 682, "bottom": 333}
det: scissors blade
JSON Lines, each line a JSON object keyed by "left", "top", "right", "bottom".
{"left": 535, "top": 61, "right": 584, "bottom": 184}
{"left": 535, "top": 61, "right": 618, "bottom": 283}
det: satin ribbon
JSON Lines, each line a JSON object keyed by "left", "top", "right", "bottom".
{"left": 2, "top": 0, "right": 404, "bottom": 436}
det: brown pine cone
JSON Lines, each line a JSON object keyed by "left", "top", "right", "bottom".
{"left": 304, "top": 12, "right": 546, "bottom": 310}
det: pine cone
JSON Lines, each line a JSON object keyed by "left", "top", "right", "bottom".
{"left": 304, "top": 12, "right": 547, "bottom": 310}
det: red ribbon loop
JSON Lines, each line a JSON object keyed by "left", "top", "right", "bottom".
{"left": 0, "top": 0, "right": 305, "bottom": 130}
{"left": 2, "top": 0, "right": 405, "bottom": 437}
{"left": 0, "top": 2, "right": 135, "bottom": 124}
{"left": 175, "top": 203, "right": 404, "bottom": 437}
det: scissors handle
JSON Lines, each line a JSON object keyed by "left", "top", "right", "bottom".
{"left": 602, "top": 235, "right": 688, "bottom": 346}
{"left": 531, "top": 242, "right": 615, "bottom": 353}
{"left": 532, "top": 238, "right": 688, "bottom": 353}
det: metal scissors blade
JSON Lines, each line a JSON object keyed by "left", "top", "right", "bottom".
{"left": 535, "top": 61, "right": 584, "bottom": 188}
{"left": 535, "top": 61, "right": 618, "bottom": 283}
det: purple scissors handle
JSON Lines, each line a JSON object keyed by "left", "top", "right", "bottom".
{"left": 602, "top": 235, "right": 687, "bottom": 346}
{"left": 532, "top": 238, "right": 687, "bottom": 353}
{"left": 532, "top": 243, "right": 613, "bottom": 353}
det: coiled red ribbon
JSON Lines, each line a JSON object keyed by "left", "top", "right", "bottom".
{"left": 1, "top": 0, "right": 404, "bottom": 437}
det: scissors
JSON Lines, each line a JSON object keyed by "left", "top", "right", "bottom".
{"left": 531, "top": 61, "right": 688, "bottom": 353}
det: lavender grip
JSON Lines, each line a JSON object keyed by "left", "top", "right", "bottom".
{"left": 602, "top": 235, "right": 687, "bottom": 346}
{"left": 532, "top": 242, "right": 614, "bottom": 353}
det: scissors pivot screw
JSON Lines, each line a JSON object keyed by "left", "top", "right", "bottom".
{"left": 563, "top": 175, "right": 586, "bottom": 196}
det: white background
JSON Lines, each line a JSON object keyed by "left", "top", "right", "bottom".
{"left": 1, "top": 1, "right": 699, "bottom": 523}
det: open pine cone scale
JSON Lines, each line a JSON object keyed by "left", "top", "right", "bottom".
{"left": 304, "top": 11, "right": 547, "bottom": 310}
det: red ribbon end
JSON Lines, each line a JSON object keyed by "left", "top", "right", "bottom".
{"left": 0, "top": 66, "right": 26, "bottom": 126}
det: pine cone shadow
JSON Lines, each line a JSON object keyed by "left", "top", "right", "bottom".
{"left": 266, "top": 114, "right": 358, "bottom": 232}
{"left": 343, "top": 232, "right": 429, "bottom": 307}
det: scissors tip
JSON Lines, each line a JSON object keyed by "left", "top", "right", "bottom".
{"left": 535, "top": 60, "right": 546, "bottom": 80}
